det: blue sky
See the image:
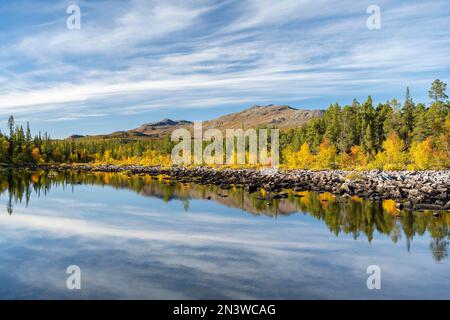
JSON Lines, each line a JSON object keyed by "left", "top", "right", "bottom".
{"left": 0, "top": 0, "right": 449, "bottom": 138}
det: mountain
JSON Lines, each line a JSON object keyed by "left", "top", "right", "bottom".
{"left": 131, "top": 118, "right": 193, "bottom": 137}
{"left": 69, "top": 105, "right": 324, "bottom": 139}
{"left": 201, "top": 105, "right": 323, "bottom": 130}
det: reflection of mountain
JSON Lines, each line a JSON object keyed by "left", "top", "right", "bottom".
{"left": 1, "top": 169, "right": 449, "bottom": 261}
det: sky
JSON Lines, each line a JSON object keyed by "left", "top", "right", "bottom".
{"left": 0, "top": 0, "right": 449, "bottom": 138}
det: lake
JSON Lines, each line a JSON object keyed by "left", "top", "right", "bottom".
{"left": 0, "top": 169, "right": 448, "bottom": 299}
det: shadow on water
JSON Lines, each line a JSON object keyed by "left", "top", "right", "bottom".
{"left": 0, "top": 168, "right": 449, "bottom": 262}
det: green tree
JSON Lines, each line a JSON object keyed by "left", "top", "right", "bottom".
{"left": 428, "top": 79, "right": 448, "bottom": 103}
{"left": 338, "top": 105, "right": 357, "bottom": 152}
{"left": 374, "top": 102, "right": 391, "bottom": 152}
{"left": 412, "top": 103, "right": 428, "bottom": 141}
{"left": 382, "top": 99, "right": 402, "bottom": 137}
{"left": 0, "top": 134, "right": 9, "bottom": 163}
{"left": 23, "top": 123, "right": 34, "bottom": 163}
{"left": 324, "top": 103, "right": 341, "bottom": 147}
{"left": 401, "top": 87, "right": 415, "bottom": 148}
{"left": 361, "top": 96, "right": 375, "bottom": 154}
{"left": 7, "top": 115, "right": 15, "bottom": 160}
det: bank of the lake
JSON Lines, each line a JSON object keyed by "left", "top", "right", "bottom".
{"left": 5, "top": 164, "right": 448, "bottom": 212}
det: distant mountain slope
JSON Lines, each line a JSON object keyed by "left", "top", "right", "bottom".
{"left": 131, "top": 118, "right": 193, "bottom": 137}
{"left": 69, "top": 105, "right": 324, "bottom": 139}
{"left": 202, "top": 105, "right": 323, "bottom": 130}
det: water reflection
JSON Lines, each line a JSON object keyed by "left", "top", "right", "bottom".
{"left": 1, "top": 169, "right": 449, "bottom": 263}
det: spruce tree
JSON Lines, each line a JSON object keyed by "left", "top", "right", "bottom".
{"left": 401, "top": 87, "right": 415, "bottom": 148}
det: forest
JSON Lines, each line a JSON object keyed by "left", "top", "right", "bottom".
{"left": 0, "top": 79, "right": 449, "bottom": 170}
{"left": 282, "top": 79, "right": 450, "bottom": 170}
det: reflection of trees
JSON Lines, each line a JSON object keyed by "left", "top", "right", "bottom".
{"left": 0, "top": 169, "right": 449, "bottom": 261}
{"left": 430, "top": 239, "right": 449, "bottom": 262}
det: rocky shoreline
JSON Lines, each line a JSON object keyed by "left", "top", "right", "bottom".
{"left": 4, "top": 164, "right": 450, "bottom": 211}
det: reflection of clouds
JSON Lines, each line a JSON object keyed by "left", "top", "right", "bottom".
{"left": 0, "top": 207, "right": 338, "bottom": 252}
{"left": 0, "top": 191, "right": 449, "bottom": 299}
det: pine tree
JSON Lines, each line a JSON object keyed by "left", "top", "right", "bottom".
{"left": 24, "top": 122, "right": 34, "bottom": 163}
{"left": 324, "top": 103, "right": 341, "bottom": 147}
{"left": 374, "top": 102, "right": 391, "bottom": 152}
{"left": 361, "top": 96, "right": 375, "bottom": 154}
{"left": 352, "top": 99, "right": 362, "bottom": 146}
{"left": 363, "top": 124, "right": 373, "bottom": 154}
{"left": 428, "top": 79, "right": 448, "bottom": 103}
{"left": 7, "top": 115, "right": 14, "bottom": 161}
{"left": 339, "top": 105, "right": 357, "bottom": 152}
{"left": 412, "top": 103, "right": 428, "bottom": 141}
{"left": 401, "top": 87, "right": 415, "bottom": 148}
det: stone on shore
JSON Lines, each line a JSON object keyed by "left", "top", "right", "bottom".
{"left": 34, "top": 164, "right": 450, "bottom": 210}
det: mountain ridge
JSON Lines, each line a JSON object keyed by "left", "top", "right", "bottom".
{"left": 69, "top": 104, "right": 324, "bottom": 139}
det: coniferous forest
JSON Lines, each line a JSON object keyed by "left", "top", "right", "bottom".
{"left": 282, "top": 79, "right": 450, "bottom": 170}
{"left": 1, "top": 79, "right": 449, "bottom": 170}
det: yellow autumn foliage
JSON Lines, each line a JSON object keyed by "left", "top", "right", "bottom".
{"left": 296, "top": 143, "right": 314, "bottom": 168}
{"left": 409, "top": 138, "right": 435, "bottom": 170}
{"left": 371, "top": 132, "right": 406, "bottom": 170}
{"left": 313, "top": 139, "right": 337, "bottom": 169}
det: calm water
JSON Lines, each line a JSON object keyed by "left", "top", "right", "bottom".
{"left": 0, "top": 169, "right": 448, "bottom": 299}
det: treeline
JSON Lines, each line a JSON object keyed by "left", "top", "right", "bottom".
{"left": 281, "top": 79, "right": 450, "bottom": 170}
{"left": 0, "top": 118, "right": 174, "bottom": 166}
{"left": 0, "top": 79, "right": 449, "bottom": 170}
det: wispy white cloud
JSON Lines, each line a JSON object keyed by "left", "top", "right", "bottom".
{"left": 0, "top": 0, "right": 449, "bottom": 135}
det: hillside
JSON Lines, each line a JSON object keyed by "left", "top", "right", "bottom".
{"left": 202, "top": 105, "right": 323, "bottom": 130}
{"left": 69, "top": 105, "right": 324, "bottom": 140}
